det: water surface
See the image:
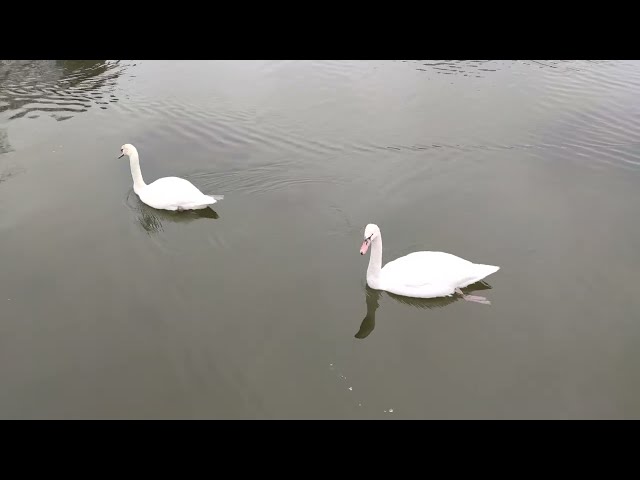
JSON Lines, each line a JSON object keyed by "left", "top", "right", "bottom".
{"left": 2, "top": 60, "right": 640, "bottom": 419}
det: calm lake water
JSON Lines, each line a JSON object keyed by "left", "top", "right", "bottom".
{"left": 2, "top": 60, "right": 640, "bottom": 419}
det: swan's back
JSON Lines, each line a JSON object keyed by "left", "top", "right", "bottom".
{"left": 141, "top": 177, "right": 216, "bottom": 210}
{"left": 382, "top": 251, "right": 499, "bottom": 291}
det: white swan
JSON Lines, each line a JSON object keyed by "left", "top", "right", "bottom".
{"left": 118, "top": 144, "right": 223, "bottom": 211}
{"left": 359, "top": 224, "right": 499, "bottom": 304}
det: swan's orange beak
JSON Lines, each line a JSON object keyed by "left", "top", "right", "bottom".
{"left": 360, "top": 239, "right": 370, "bottom": 255}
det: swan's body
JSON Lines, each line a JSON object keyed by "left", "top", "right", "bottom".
{"left": 360, "top": 224, "right": 499, "bottom": 303}
{"left": 119, "top": 144, "right": 222, "bottom": 211}
{"left": 137, "top": 176, "right": 220, "bottom": 211}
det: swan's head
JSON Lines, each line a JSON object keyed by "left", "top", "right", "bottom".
{"left": 118, "top": 144, "right": 137, "bottom": 158}
{"left": 360, "top": 224, "right": 380, "bottom": 255}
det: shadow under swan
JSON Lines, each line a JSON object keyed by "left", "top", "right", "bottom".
{"left": 126, "top": 189, "right": 220, "bottom": 235}
{"left": 355, "top": 281, "right": 494, "bottom": 340}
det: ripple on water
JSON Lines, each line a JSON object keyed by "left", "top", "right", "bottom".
{"left": 0, "top": 60, "right": 127, "bottom": 123}
{"left": 123, "top": 188, "right": 222, "bottom": 255}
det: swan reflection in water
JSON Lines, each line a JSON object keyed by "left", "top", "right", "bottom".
{"left": 133, "top": 197, "right": 219, "bottom": 235}
{"left": 355, "top": 281, "right": 494, "bottom": 340}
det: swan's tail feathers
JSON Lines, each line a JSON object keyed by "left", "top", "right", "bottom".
{"left": 458, "top": 264, "right": 500, "bottom": 290}
{"left": 204, "top": 194, "right": 224, "bottom": 205}
{"left": 476, "top": 264, "right": 500, "bottom": 280}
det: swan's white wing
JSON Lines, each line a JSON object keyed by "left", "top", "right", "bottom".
{"left": 385, "top": 251, "right": 497, "bottom": 285}
{"left": 141, "top": 177, "right": 216, "bottom": 210}
{"left": 382, "top": 251, "right": 472, "bottom": 287}
{"left": 379, "top": 251, "right": 499, "bottom": 298}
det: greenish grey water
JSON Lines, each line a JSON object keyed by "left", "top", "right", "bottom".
{"left": 2, "top": 60, "right": 640, "bottom": 419}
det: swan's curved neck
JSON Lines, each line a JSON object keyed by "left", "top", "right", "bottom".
{"left": 129, "top": 152, "right": 147, "bottom": 193}
{"left": 367, "top": 234, "right": 383, "bottom": 285}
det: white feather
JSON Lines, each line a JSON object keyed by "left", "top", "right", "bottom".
{"left": 361, "top": 224, "right": 500, "bottom": 299}
{"left": 120, "top": 144, "right": 223, "bottom": 211}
